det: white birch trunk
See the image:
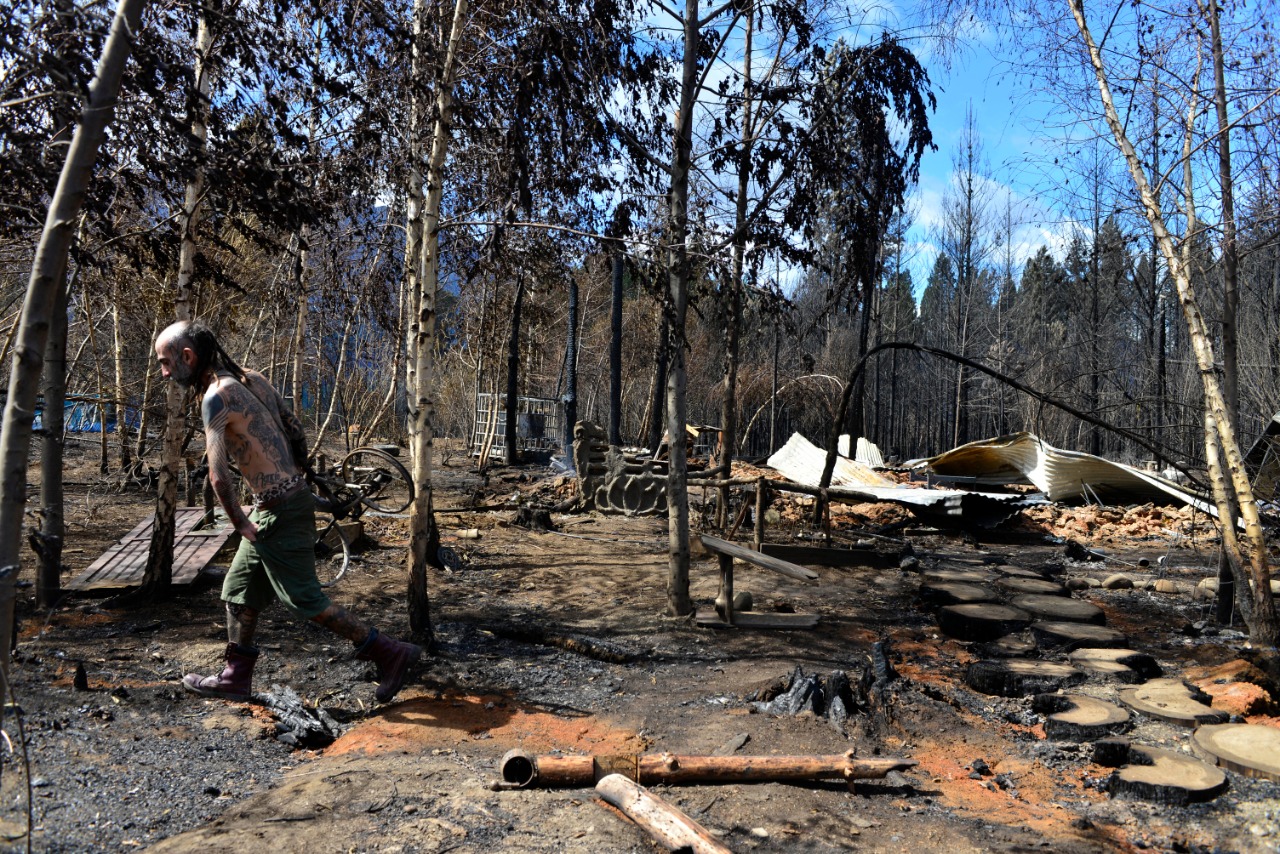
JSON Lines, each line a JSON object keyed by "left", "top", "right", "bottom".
{"left": 143, "top": 0, "right": 213, "bottom": 592}
{"left": 1067, "top": 0, "right": 1277, "bottom": 648}
{"left": 0, "top": 0, "right": 149, "bottom": 703}
{"left": 406, "top": 0, "right": 469, "bottom": 638}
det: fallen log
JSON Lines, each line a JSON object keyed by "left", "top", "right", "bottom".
{"left": 495, "top": 748, "right": 915, "bottom": 790}
{"left": 595, "top": 774, "right": 731, "bottom": 854}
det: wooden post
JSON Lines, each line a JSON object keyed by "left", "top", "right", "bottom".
{"left": 753, "top": 476, "right": 766, "bottom": 551}
{"left": 715, "top": 553, "right": 734, "bottom": 625}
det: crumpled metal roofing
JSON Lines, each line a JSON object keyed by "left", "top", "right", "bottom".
{"left": 766, "top": 433, "right": 1041, "bottom": 528}
{"left": 912, "top": 431, "right": 1215, "bottom": 514}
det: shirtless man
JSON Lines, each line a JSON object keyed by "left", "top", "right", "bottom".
{"left": 154, "top": 320, "right": 421, "bottom": 703}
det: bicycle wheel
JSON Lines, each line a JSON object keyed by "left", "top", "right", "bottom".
{"left": 340, "top": 447, "right": 414, "bottom": 514}
{"left": 314, "top": 516, "right": 352, "bottom": 587}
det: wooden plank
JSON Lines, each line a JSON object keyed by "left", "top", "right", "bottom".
{"left": 67, "top": 507, "right": 236, "bottom": 591}
{"left": 694, "top": 609, "right": 820, "bottom": 630}
{"left": 759, "top": 542, "right": 900, "bottom": 569}
{"left": 697, "top": 535, "right": 818, "bottom": 581}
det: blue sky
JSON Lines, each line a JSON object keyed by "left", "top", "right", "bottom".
{"left": 904, "top": 38, "right": 1074, "bottom": 296}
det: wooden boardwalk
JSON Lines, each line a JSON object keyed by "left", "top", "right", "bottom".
{"left": 68, "top": 507, "right": 238, "bottom": 591}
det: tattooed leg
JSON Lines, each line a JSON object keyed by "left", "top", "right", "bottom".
{"left": 310, "top": 605, "right": 371, "bottom": 646}
{"left": 226, "top": 603, "right": 260, "bottom": 648}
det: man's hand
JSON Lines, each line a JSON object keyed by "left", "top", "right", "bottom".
{"left": 235, "top": 516, "right": 259, "bottom": 543}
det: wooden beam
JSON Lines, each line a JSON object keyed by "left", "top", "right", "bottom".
{"left": 697, "top": 534, "right": 817, "bottom": 581}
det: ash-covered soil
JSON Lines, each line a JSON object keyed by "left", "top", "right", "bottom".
{"left": 2, "top": 439, "right": 1279, "bottom": 853}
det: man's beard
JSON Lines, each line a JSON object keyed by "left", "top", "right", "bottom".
{"left": 170, "top": 360, "right": 198, "bottom": 388}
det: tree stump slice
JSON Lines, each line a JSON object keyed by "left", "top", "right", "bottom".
{"left": 994, "top": 565, "right": 1047, "bottom": 579}
{"left": 923, "top": 569, "right": 994, "bottom": 585}
{"left": 1030, "top": 621, "right": 1127, "bottom": 651}
{"left": 1032, "top": 693, "right": 1130, "bottom": 740}
{"left": 1118, "top": 678, "right": 1229, "bottom": 727}
{"left": 937, "top": 604, "right": 1031, "bottom": 642}
{"left": 965, "top": 658, "right": 1086, "bottom": 697}
{"left": 1107, "top": 743, "right": 1227, "bottom": 805}
{"left": 919, "top": 581, "right": 998, "bottom": 608}
{"left": 1191, "top": 723, "right": 1280, "bottom": 781}
{"left": 977, "top": 632, "right": 1038, "bottom": 658}
{"left": 996, "top": 576, "right": 1069, "bottom": 597}
{"left": 1068, "top": 648, "right": 1163, "bottom": 683}
{"left": 1010, "top": 594, "right": 1106, "bottom": 625}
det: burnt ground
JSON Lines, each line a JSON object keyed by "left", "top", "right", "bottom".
{"left": 2, "top": 437, "right": 1279, "bottom": 853}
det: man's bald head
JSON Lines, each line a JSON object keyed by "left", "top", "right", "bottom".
{"left": 154, "top": 321, "right": 247, "bottom": 389}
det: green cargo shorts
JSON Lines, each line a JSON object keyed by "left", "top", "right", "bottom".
{"left": 222, "top": 489, "right": 331, "bottom": 619}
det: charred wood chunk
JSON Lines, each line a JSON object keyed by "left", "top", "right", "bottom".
{"left": 995, "top": 576, "right": 1068, "bottom": 597}
{"left": 1105, "top": 743, "right": 1228, "bottom": 806}
{"left": 1068, "top": 648, "right": 1163, "bottom": 683}
{"left": 1009, "top": 594, "right": 1106, "bottom": 625}
{"left": 1030, "top": 621, "right": 1127, "bottom": 651}
{"left": 965, "top": 658, "right": 1086, "bottom": 697}
{"left": 937, "top": 604, "right": 1032, "bottom": 642}
{"left": 918, "top": 581, "right": 998, "bottom": 608}
{"left": 1031, "top": 693, "right": 1130, "bottom": 741}
{"left": 1118, "top": 678, "right": 1229, "bottom": 727}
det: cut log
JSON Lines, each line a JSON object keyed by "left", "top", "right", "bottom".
{"left": 977, "top": 632, "right": 1038, "bottom": 658}
{"left": 1106, "top": 743, "right": 1228, "bottom": 805}
{"left": 995, "top": 565, "right": 1048, "bottom": 579}
{"left": 965, "top": 658, "right": 1086, "bottom": 697}
{"left": 1068, "top": 648, "right": 1163, "bottom": 683}
{"left": 995, "top": 576, "right": 1069, "bottom": 597}
{"left": 498, "top": 749, "right": 915, "bottom": 789}
{"left": 1118, "top": 678, "right": 1229, "bottom": 727}
{"left": 1009, "top": 594, "right": 1106, "bottom": 625}
{"left": 1031, "top": 693, "right": 1130, "bottom": 740}
{"left": 595, "top": 774, "right": 731, "bottom": 854}
{"left": 1191, "top": 723, "right": 1280, "bottom": 782}
{"left": 918, "top": 581, "right": 998, "bottom": 607}
{"left": 1030, "top": 621, "right": 1127, "bottom": 651}
{"left": 922, "top": 569, "right": 994, "bottom": 585}
{"left": 937, "top": 603, "right": 1031, "bottom": 642}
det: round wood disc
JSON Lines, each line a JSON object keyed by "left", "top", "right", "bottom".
{"left": 923, "top": 569, "right": 994, "bottom": 585}
{"left": 1010, "top": 594, "right": 1106, "bottom": 625}
{"left": 1192, "top": 723, "right": 1280, "bottom": 781}
{"left": 919, "top": 581, "right": 998, "bottom": 607}
{"left": 996, "top": 576, "right": 1069, "bottom": 597}
{"left": 1030, "top": 621, "right": 1127, "bottom": 651}
{"left": 977, "top": 632, "right": 1038, "bottom": 658}
{"left": 1109, "top": 744, "right": 1227, "bottom": 805}
{"left": 965, "top": 658, "right": 1086, "bottom": 697}
{"left": 995, "top": 565, "right": 1048, "bottom": 579}
{"left": 1032, "top": 693, "right": 1129, "bottom": 740}
{"left": 1118, "top": 678, "right": 1229, "bottom": 727}
{"left": 1068, "top": 648, "right": 1163, "bottom": 683}
{"left": 937, "top": 603, "right": 1032, "bottom": 642}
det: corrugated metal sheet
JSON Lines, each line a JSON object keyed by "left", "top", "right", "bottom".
{"left": 766, "top": 433, "right": 1040, "bottom": 528}
{"left": 768, "top": 433, "right": 893, "bottom": 488}
{"left": 913, "top": 432, "right": 1216, "bottom": 514}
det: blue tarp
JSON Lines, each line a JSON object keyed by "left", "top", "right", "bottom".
{"left": 33, "top": 400, "right": 141, "bottom": 433}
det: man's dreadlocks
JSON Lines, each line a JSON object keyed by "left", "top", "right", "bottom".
{"left": 176, "top": 321, "right": 250, "bottom": 384}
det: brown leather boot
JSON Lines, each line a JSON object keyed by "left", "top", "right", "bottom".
{"left": 183, "top": 643, "right": 258, "bottom": 701}
{"left": 355, "top": 629, "right": 422, "bottom": 703}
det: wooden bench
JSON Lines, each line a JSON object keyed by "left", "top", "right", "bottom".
{"left": 696, "top": 534, "right": 820, "bottom": 629}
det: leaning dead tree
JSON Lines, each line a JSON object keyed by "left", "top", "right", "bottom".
{"left": 0, "top": 0, "right": 150, "bottom": 704}
{"left": 1068, "top": 0, "right": 1277, "bottom": 654}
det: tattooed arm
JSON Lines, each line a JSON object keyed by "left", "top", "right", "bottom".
{"left": 203, "top": 387, "right": 257, "bottom": 542}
